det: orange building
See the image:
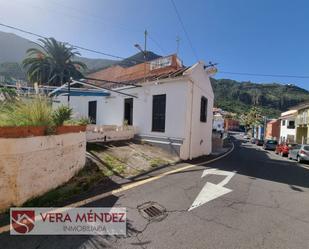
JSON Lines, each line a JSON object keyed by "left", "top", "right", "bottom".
{"left": 265, "top": 119, "right": 281, "bottom": 141}
{"left": 224, "top": 119, "right": 240, "bottom": 131}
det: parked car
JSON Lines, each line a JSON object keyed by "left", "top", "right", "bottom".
{"left": 263, "top": 140, "right": 278, "bottom": 150}
{"left": 255, "top": 139, "right": 264, "bottom": 146}
{"left": 243, "top": 135, "right": 249, "bottom": 140}
{"left": 275, "top": 143, "right": 297, "bottom": 157}
{"left": 288, "top": 144, "right": 309, "bottom": 163}
{"left": 251, "top": 138, "right": 256, "bottom": 144}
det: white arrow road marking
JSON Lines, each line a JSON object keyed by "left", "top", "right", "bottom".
{"left": 188, "top": 169, "right": 236, "bottom": 211}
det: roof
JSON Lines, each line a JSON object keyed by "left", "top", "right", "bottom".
{"left": 87, "top": 54, "right": 188, "bottom": 89}
{"left": 279, "top": 110, "right": 297, "bottom": 119}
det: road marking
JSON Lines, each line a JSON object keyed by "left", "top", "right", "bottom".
{"left": 0, "top": 144, "right": 235, "bottom": 234}
{"left": 189, "top": 168, "right": 236, "bottom": 211}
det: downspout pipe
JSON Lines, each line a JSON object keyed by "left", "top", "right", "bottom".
{"left": 189, "top": 79, "right": 194, "bottom": 160}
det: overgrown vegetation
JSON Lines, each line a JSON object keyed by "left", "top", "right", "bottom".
{"left": 0, "top": 97, "right": 53, "bottom": 127}
{"left": 0, "top": 97, "right": 88, "bottom": 129}
{"left": 23, "top": 161, "right": 105, "bottom": 207}
{"left": 52, "top": 105, "right": 72, "bottom": 126}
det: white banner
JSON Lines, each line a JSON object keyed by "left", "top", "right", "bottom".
{"left": 10, "top": 207, "right": 126, "bottom": 235}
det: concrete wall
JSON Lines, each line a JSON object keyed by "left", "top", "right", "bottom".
{"left": 0, "top": 132, "right": 86, "bottom": 211}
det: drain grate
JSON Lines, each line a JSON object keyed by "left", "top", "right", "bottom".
{"left": 138, "top": 201, "right": 167, "bottom": 221}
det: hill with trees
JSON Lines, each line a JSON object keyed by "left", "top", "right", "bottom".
{"left": 211, "top": 78, "right": 309, "bottom": 117}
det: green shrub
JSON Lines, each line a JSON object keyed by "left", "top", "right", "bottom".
{"left": 52, "top": 105, "right": 72, "bottom": 126}
{"left": 0, "top": 97, "right": 53, "bottom": 127}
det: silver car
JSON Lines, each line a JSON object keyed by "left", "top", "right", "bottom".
{"left": 288, "top": 144, "right": 309, "bottom": 163}
{"left": 263, "top": 140, "right": 278, "bottom": 150}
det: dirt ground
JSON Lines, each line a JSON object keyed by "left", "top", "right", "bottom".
{"left": 87, "top": 140, "right": 180, "bottom": 177}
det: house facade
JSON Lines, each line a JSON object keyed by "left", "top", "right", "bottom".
{"left": 53, "top": 55, "right": 214, "bottom": 160}
{"left": 265, "top": 119, "right": 280, "bottom": 141}
{"left": 279, "top": 110, "right": 296, "bottom": 143}
{"left": 295, "top": 104, "right": 309, "bottom": 144}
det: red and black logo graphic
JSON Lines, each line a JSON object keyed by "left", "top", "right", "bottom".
{"left": 11, "top": 210, "right": 35, "bottom": 234}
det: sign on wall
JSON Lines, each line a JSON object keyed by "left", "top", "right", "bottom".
{"left": 150, "top": 56, "right": 173, "bottom": 70}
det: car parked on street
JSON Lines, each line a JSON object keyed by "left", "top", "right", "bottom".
{"left": 263, "top": 140, "right": 278, "bottom": 150}
{"left": 251, "top": 138, "right": 256, "bottom": 144}
{"left": 288, "top": 144, "right": 309, "bottom": 163}
{"left": 275, "top": 143, "right": 298, "bottom": 157}
{"left": 255, "top": 139, "right": 264, "bottom": 146}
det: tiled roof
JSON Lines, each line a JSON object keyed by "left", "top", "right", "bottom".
{"left": 87, "top": 54, "right": 188, "bottom": 89}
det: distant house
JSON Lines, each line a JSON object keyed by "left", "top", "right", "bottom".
{"left": 293, "top": 103, "right": 309, "bottom": 144}
{"left": 53, "top": 54, "right": 214, "bottom": 160}
{"left": 279, "top": 110, "right": 296, "bottom": 143}
{"left": 265, "top": 119, "right": 280, "bottom": 141}
{"left": 224, "top": 119, "right": 239, "bottom": 131}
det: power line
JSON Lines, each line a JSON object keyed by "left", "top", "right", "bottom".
{"left": 170, "top": 0, "right": 199, "bottom": 60}
{"left": 0, "top": 22, "right": 155, "bottom": 66}
{"left": 218, "top": 71, "right": 309, "bottom": 79}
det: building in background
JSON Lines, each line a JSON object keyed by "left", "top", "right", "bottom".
{"left": 295, "top": 103, "right": 309, "bottom": 144}
{"left": 224, "top": 119, "right": 240, "bottom": 131}
{"left": 279, "top": 110, "right": 296, "bottom": 143}
{"left": 212, "top": 108, "right": 224, "bottom": 132}
{"left": 53, "top": 54, "right": 214, "bottom": 160}
{"left": 265, "top": 119, "right": 280, "bottom": 141}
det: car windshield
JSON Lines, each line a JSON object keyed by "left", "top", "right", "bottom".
{"left": 303, "top": 146, "right": 309, "bottom": 151}
{"left": 267, "top": 140, "right": 277, "bottom": 144}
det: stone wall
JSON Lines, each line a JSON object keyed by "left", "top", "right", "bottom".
{"left": 0, "top": 132, "right": 86, "bottom": 211}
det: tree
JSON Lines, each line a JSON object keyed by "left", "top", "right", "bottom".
{"left": 239, "top": 107, "right": 264, "bottom": 131}
{"left": 23, "top": 38, "right": 87, "bottom": 86}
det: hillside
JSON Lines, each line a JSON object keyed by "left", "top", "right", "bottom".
{"left": 0, "top": 31, "right": 119, "bottom": 72}
{"left": 211, "top": 78, "right": 309, "bottom": 117}
{"left": 0, "top": 31, "right": 161, "bottom": 76}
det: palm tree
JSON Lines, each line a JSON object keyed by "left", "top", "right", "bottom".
{"left": 23, "top": 38, "right": 87, "bottom": 86}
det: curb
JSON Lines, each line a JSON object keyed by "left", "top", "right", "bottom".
{"left": 0, "top": 143, "right": 235, "bottom": 234}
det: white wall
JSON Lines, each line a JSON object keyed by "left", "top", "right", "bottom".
{"left": 53, "top": 96, "right": 106, "bottom": 124}
{"left": 53, "top": 62, "right": 214, "bottom": 160}
{"left": 183, "top": 62, "right": 214, "bottom": 159}
{"left": 280, "top": 118, "right": 296, "bottom": 143}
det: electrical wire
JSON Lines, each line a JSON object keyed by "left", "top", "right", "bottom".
{"left": 170, "top": 0, "right": 199, "bottom": 60}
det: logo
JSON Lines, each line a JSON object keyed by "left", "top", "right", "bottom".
{"left": 11, "top": 210, "right": 35, "bottom": 234}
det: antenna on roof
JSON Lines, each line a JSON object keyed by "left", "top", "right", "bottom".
{"left": 176, "top": 36, "right": 180, "bottom": 55}
{"left": 144, "top": 29, "right": 148, "bottom": 55}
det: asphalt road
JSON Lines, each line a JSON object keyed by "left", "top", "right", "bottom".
{"left": 2, "top": 135, "right": 309, "bottom": 249}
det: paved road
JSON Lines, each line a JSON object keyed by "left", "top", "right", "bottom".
{"left": 2, "top": 136, "right": 309, "bottom": 249}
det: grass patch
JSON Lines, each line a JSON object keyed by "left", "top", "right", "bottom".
{"left": 100, "top": 154, "right": 126, "bottom": 176}
{"left": 23, "top": 161, "right": 105, "bottom": 207}
{"left": 149, "top": 158, "right": 168, "bottom": 168}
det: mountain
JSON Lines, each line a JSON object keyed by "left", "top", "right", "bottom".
{"left": 118, "top": 51, "right": 161, "bottom": 68}
{"left": 211, "top": 78, "right": 309, "bottom": 117}
{"left": 0, "top": 31, "right": 119, "bottom": 72}
{"left": 0, "top": 31, "right": 161, "bottom": 75}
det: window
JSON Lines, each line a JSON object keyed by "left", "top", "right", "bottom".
{"left": 288, "top": 121, "right": 295, "bottom": 129}
{"left": 200, "top": 96, "right": 208, "bottom": 122}
{"left": 282, "top": 120, "right": 286, "bottom": 126}
{"left": 152, "top": 94, "right": 166, "bottom": 132}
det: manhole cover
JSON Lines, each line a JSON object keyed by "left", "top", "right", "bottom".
{"left": 137, "top": 201, "right": 167, "bottom": 221}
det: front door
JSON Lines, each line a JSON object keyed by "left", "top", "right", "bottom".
{"left": 124, "top": 98, "right": 133, "bottom": 125}
{"left": 88, "top": 101, "right": 97, "bottom": 124}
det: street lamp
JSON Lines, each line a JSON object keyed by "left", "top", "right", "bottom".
{"left": 134, "top": 43, "right": 147, "bottom": 82}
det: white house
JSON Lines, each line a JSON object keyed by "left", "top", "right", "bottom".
{"left": 53, "top": 55, "right": 214, "bottom": 160}
{"left": 212, "top": 110, "right": 224, "bottom": 132}
{"left": 279, "top": 110, "right": 297, "bottom": 143}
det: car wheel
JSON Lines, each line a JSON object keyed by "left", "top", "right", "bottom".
{"left": 297, "top": 156, "right": 303, "bottom": 163}
{"left": 280, "top": 152, "right": 285, "bottom": 157}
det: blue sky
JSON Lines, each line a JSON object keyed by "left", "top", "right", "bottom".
{"left": 0, "top": 0, "right": 308, "bottom": 89}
